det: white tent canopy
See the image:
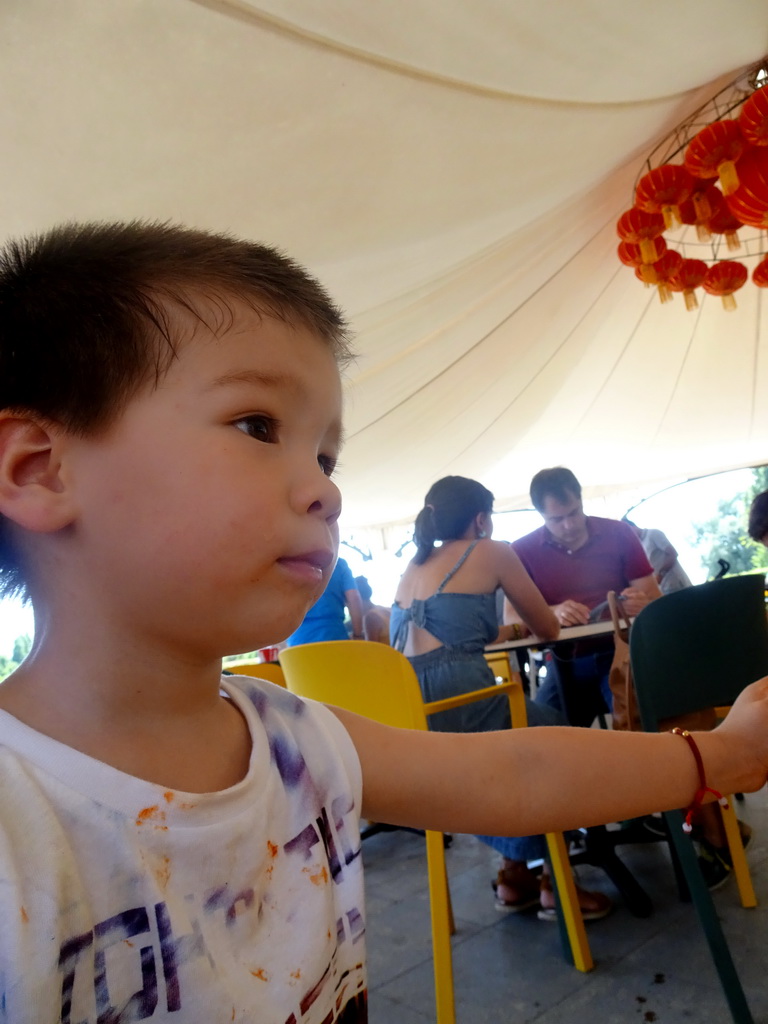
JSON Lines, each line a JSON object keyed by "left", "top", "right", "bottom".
{"left": 3, "top": 1, "right": 768, "bottom": 531}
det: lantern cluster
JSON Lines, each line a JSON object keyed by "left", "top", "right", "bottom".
{"left": 617, "top": 84, "right": 768, "bottom": 310}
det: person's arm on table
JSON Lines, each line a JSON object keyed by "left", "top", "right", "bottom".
{"left": 504, "top": 593, "right": 587, "bottom": 629}
{"left": 620, "top": 572, "right": 662, "bottom": 617}
{"left": 549, "top": 598, "right": 591, "bottom": 627}
{"left": 498, "top": 547, "right": 559, "bottom": 640}
{"left": 331, "top": 678, "right": 768, "bottom": 836}
{"left": 494, "top": 622, "right": 526, "bottom": 643}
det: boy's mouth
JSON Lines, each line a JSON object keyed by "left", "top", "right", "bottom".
{"left": 278, "top": 549, "right": 335, "bottom": 581}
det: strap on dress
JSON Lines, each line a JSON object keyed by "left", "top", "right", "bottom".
{"left": 435, "top": 540, "right": 479, "bottom": 593}
{"left": 391, "top": 541, "right": 480, "bottom": 651}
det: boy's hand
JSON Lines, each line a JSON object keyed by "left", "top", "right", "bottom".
{"left": 714, "top": 677, "right": 768, "bottom": 793}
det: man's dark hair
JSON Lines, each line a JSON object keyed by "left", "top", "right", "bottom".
{"left": 529, "top": 467, "right": 582, "bottom": 513}
{"left": 748, "top": 490, "right": 768, "bottom": 543}
{"left": 413, "top": 476, "right": 494, "bottom": 565}
{"left": 0, "top": 220, "right": 352, "bottom": 596}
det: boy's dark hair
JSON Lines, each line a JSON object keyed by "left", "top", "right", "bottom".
{"left": 748, "top": 490, "right": 768, "bottom": 543}
{"left": 354, "top": 576, "right": 373, "bottom": 602}
{"left": 413, "top": 476, "right": 494, "bottom": 565}
{"left": 0, "top": 220, "right": 352, "bottom": 597}
{"left": 529, "top": 467, "right": 582, "bottom": 513}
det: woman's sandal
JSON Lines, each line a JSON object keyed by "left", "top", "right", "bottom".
{"left": 491, "top": 864, "right": 541, "bottom": 914}
{"left": 536, "top": 874, "right": 613, "bottom": 923}
{"left": 698, "top": 818, "right": 753, "bottom": 868}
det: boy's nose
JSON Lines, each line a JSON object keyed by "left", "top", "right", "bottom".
{"left": 304, "top": 472, "right": 342, "bottom": 525}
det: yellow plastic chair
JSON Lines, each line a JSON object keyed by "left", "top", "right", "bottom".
{"left": 281, "top": 641, "right": 592, "bottom": 1024}
{"left": 225, "top": 659, "right": 287, "bottom": 687}
{"left": 483, "top": 649, "right": 528, "bottom": 725}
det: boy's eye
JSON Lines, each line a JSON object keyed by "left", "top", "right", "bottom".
{"left": 234, "top": 415, "right": 278, "bottom": 443}
{"left": 318, "top": 453, "right": 337, "bottom": 477}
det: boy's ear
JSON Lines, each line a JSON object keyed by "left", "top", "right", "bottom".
{"left": 0, "top": 413, "right": 77, "bottom": 533}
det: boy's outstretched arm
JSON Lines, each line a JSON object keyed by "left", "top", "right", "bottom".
{"left": 330, "top": 678, "right": 768, "bottom": 837}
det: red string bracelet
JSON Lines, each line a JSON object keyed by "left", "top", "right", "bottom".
{"left": 671, "top": 727, "right": 729, "bottom": 833}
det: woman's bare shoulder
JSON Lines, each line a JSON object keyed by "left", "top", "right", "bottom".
{"left": 479, "top": 538, "right": 518, "bottom": 563}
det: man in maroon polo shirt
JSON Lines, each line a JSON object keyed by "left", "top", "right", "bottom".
{"left": 507, "top": 467, "right": 660, "bottom": 726}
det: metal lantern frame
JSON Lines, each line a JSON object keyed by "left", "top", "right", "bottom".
{"left": 623, "top": 58, "right": 768, "bottom": 305}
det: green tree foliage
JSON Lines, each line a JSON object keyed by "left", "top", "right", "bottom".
{"left": 691, "top": 466, "right": 768, "bottom": 577}
{"left": 223, "top": 651, "right": 260, "bottom": 665}
{"left": 0, "top": 633, "right": 32, "bottom": 682}
{"left": 12, "top": 634, "right": 31, "bottom": 664}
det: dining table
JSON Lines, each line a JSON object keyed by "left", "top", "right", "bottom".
{"left": 486, "top": 618, "right": 615, "bottom": 651}
{"left": 487, "top": 619, "right": 616, "bottom": 709}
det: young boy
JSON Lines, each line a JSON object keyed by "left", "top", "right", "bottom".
{"left": 0, "top": 222, "right": 766, "bottom": 1023}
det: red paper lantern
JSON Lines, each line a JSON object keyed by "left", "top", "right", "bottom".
{"left": 650, "top": 250, "right": 683, "bottom": 303}
{"left": 753, "top": 257, "right": 768, "bottom": 287}
{"left": 635, "top": 164, "right": 696, "bottom": 230}
{"left": 619, "top": 237, "right": 666, "bottom": 283}
{"left": 616, "top": 207, "right": 665, "bottom": 263}
{"left": 739, "top": 86, "right": 768, "bottom": 147}
{"left": 725, "top": 146, "right": 768, "bottom": 228}
{"left": 670, "top": 258, "right": 707, "bottom": 288}
{"left": 653, "top": 250, "right": 683, "bottom": 278}
{"left": 707, "top": 207, "right": 744, "bottom": 251}
{"left": 668, "top": 258, "right": 707, "bottom": 311}
{"left": 617, "top": 241, "right": 638, "bottom": 266}
{"left": 617, "top": 238, "right": 665, "bottom": 265}
{"left": 702, "top": 260, "right": 748, "bottom": 310}
{"left": 678, "top": 185, "right": 724, "bottom": 240}
{"left": 684, "top": 120, "right": 745, "bottom": 195}
{"left": 678, "top": 184, "right": 723, "bottom": 224}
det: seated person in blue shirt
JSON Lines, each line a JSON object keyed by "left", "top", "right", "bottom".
{"left": 287, "top": 555, "right": 364, "bottom": 644}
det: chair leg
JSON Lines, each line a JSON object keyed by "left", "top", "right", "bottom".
{"left": 445, "top": 866, "right": 456, "bottom": 936}
{"left": 720, "top": 799, "right": 757, "bottom": 909}
{"left": 667, "top": 821, "right": 691, "bottom": 902}
{"left": 664, "top": 810, "right": 755, "bottom": 1024}
{"left": 507, "top": 678, "right": 528, "bottom": 731}
{"left": 545, "top": 832, "right": 594, "bottom": 973}
{"left": 577, "top": 825, "right": 655, "bottom": 918}
{"left": 425, "top": 829, "right": 456, "bottom": 1024}
{"left": 360, "top": 821, "right": 426, "bottom": 841}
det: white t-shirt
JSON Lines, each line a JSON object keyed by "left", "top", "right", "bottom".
{"left": 0, "top": 676, "right": 366, "bottom": 1023}
{"left": 639, "top": 527, "right": 692, "bottom": 594}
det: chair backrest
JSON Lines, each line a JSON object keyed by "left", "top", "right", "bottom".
{"left": 629, "top": 574, "right": 768, "bottom": 728}
{"left": 225, "top": 660, "right": 287, "bottom": 687}
{"left": 279, "top": 640, "right": 428, "bottom": 730}
{"left": 484, "top": 650, "right": 512, "bottom": 684}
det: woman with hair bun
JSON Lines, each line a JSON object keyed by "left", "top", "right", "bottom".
{"left": 391, "top": 475, "right": 613, "bottom": 920}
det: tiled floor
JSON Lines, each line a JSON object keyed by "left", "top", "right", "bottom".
{"left": 363, "top": 786, "right": 768, "bottom": 1023}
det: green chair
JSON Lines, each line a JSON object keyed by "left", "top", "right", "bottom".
{"left": 629, "top": 573, "right": 768, "bottom": 1024}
